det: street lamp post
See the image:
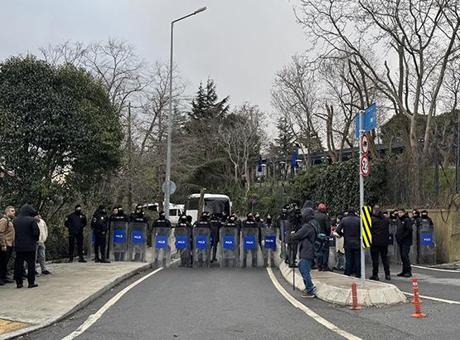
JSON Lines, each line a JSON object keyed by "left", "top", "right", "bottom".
{"left": 164, "top": 7, "right": 207, "bottom": 219}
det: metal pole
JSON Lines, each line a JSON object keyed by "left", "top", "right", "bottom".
{"left": 164, "top": 7, "right": 207, "bottom": 220}
{"left": 359, "top": 111, "right": 366, "bottom": 286}
{"left": 164, "top": 21, "right": 174, "bottom": 220}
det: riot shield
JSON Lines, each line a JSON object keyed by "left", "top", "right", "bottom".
{"left": 388, "top": 219, "right": 399, "bottom": 264}
{"left": 261, "top": 227, "right": 277, "bottom": 267}
{"left": 409, "top": 220, "right": 418, "bottom": 265}
{"left": 279, "top": 218, "right": 288, "bottom": 260}
{"left": 153, "top": 227, "right": 172, "bottom": 267}
{"left": 418, "top": 219, "right": 436, "bottom": 265}
{"left": 193, "top": 227, "right": 211, "bottom": 267}
{"left": 219, "top": 226, "right": 239, "bottom": 268}
{"left": 128, "top": 221, "right": 147, "bottom": 262}
{"left": 241, "top": 227, "right": 259, "bottom": 267}
{"left": 109, "top": 221, "right": 129, "bottom": 261}
{"left": 87, "top": 231, "right": 95, "bottom": 261}
{"left": 174, "top": 226, "right": 192, "bottom": 267}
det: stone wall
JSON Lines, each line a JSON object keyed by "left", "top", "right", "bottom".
{"left": 428, "top": 208, "right": 460, "bottom": 263}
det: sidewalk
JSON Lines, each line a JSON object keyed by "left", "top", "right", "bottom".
{"left": 279, "top": 262, "right": 407, "bottom": 306}
{"left": 0, "top": 261, "right": 152, "bottom": 339}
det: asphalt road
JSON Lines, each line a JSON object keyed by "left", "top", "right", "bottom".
{"left": 23, "top": 262, "right": 460, "bottom": 340}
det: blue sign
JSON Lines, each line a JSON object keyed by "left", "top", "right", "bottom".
{"left": 113, "top": 229, "right": 126, "bottom": 244}
{"left": 355, "top": 103, "right": 377, "bottom": 138}
{"left": 244, "top": 235, "right": 257, "bottom": 250}
{"left": 195, "top": 235, "right": 208, "bottom": 250}
{"left": 131, "top": 230, "right": 145, "bottom": 245}
{"left": 291, "top": 150, "right": 298, "bottom": 169}
{"left": 223, "top": 235, "right": 236, "bottom": 250}
{"left": 175, "top": 235, "right": 189, "bottom": 250}
{"left": 420, "top": 233, "right": 434, "bottom": 246}
{"left": 264, "top": 235, "right": 276, "bottom": 250}
{"left": 155, "top": 235, "right": 169, "bottom": 249}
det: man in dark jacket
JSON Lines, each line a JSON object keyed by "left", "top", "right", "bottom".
{"left": 314, "top": 203, "right": 331, "bottom": 271}
{"left": 13, "top": 204, "right": 40, "bottom": 288}
{"left": 369, "top": 206, "right": 390, "bottom": 281}
{"left": 396, "top": 209, "right": 413, "bottom": 277}
{"left": 91, "top": 205, "right": 110, "bottom": 263}
{"left": 336, "top": 208, "right": 361, "bottom": 278}
{"left": 209, "top": 214, "right": 222, "bottom": 263}
{"left": 65, "top": 205, "right": 87, "bottom": 263}
{"left": 290, "top": 207, "right": 317, "bottom": 298}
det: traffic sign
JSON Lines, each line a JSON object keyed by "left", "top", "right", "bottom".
{"left": 360, "top": 155, "right": 370, "bottom": 177}
{"left": 162, "top": 180, "right": 177, "bottom": 195}
{"left": 361, "top": 134, "right": 369, "bottom": 155}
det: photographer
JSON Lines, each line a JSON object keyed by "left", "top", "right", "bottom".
{"left": 289, "top": 207, "right": 317, "bottom": 298}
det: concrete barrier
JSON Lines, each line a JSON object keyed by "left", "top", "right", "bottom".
{"left": 279, "top": 262, "right": 407, "bottom": 307}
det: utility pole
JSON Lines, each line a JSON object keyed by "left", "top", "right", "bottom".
{"left": 128, "top": 102, "right": 133, "bottom": 211}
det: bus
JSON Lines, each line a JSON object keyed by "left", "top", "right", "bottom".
{"left": 184, "top": 194, "right": 232, "bottom": 223}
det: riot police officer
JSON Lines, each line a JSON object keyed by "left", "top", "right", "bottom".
{"left": 241, "top": 213, "right": 259, "bottom": 267}
{"left": 130, "top": 204, "right": 148, "bottom": 223}
{"left": 153, "top": 211, "right": 172, "bottom": 266}
{"left": 107, "top": 206, "right": 129, "bottom": 260}
{"left": 193, "top": 212, "right": 212, "bottom": 267}
{"left": 176, "top": 214, "right": 193, "bottom": 267}
{"left": 91, "top": 205, "right": 110, "bottom": 263}
{"left": 209, "top": 214, "right": 222, "bottom": 263}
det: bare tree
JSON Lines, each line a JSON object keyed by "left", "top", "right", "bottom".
{"left": 272, "top": 56, "right": 323, "bottom": 165}
{"left": 297, "top": 0, "right": 460, "bottom": 203}
{"left": 219, "top": 103, "right": 264, "bottom": 195}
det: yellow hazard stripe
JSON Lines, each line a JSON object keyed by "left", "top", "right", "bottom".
{"left": 361, "top": 206, "right": 372, "bottom": 248}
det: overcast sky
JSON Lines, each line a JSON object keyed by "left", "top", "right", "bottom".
{"left": 0, "top": 0, "right": 307, "bottom": 118}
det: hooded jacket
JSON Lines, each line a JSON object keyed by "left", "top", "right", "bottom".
{"left": 13, "top": 204, "right": 40, "bottom": 252}
{"left": 290, "top": 208, "right": 317, "bottom": 260}
{"left": 371, "top": 209, "right": 390, "bottom": 247}
{"left": 336, "top": 212, "right": 361, "bottom": 249}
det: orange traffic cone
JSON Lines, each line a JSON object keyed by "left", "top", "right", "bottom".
{"left": 349, "top": 282, "right": 362, "bottom": 310}
{"left": 411, "top": 278, "right": 426, "bottom": 318}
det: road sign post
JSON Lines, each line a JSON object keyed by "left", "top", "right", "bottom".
{"left": 359, "top": 111, "right": 366, "bottom": 286}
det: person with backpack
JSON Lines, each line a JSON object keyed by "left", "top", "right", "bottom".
{"left": 289, "top": 207, "right": 318, "bottom": 298}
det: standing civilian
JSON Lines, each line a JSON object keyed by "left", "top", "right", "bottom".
{"left": 13, "top": 204, "right": 40, "bottom": 288}
{"left": 336, "top": 208, "right": 361, "bottom": 278}
{"left": 0, "top": 206, "right": 16, "bottom": 284}
{"left": 36, "top": 215, "right": 51, "bottom": 275}
{"left": 369, "top": 206, "right": 390, "bottom": 281}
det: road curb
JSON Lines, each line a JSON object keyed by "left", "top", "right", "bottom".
{"left": 0, "top": 262, "right": 153, "bottom": 340}
{"left": 278, "top": 262, "right": 407, "bottom": 306}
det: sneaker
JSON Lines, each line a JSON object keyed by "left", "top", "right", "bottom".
{"left": 369, "top": 275, "right": 379, "bottom": 281}
{"left": 42, "top": 270, "right": 51, "bottom": 275}
{"left": 28, "top": 283, "right": 38, "bottom": 288}
{"left": 301, "top": 292, "right": 316, "bottom": 298}
{"left": 78, "top": 258, "right": 87, "bottom": 263}
{"left": 16, "top": 283, "right": 23, "bottom": 289}
{"left": 396, "top": 272, "right": 405, "bottom": 277}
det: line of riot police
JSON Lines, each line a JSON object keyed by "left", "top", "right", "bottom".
{"left": 158, "top": 211, "right": 279, "bottom": 268}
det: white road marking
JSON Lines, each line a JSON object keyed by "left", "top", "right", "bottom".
{"left": 62, "top": 261, "right": 177, "bottom": 340}
{"left": 266, "top": 267, "right": 362, "bottom": 340}
{"left": 412, "top": 265, "right": 460, "bottom": 273}
{"left": 403, "top": 292, "right": 460, "bottom": 305}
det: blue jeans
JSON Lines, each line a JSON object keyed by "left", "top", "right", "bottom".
{"left": 298, "top": 259, "right": 315, "bottom": 294}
